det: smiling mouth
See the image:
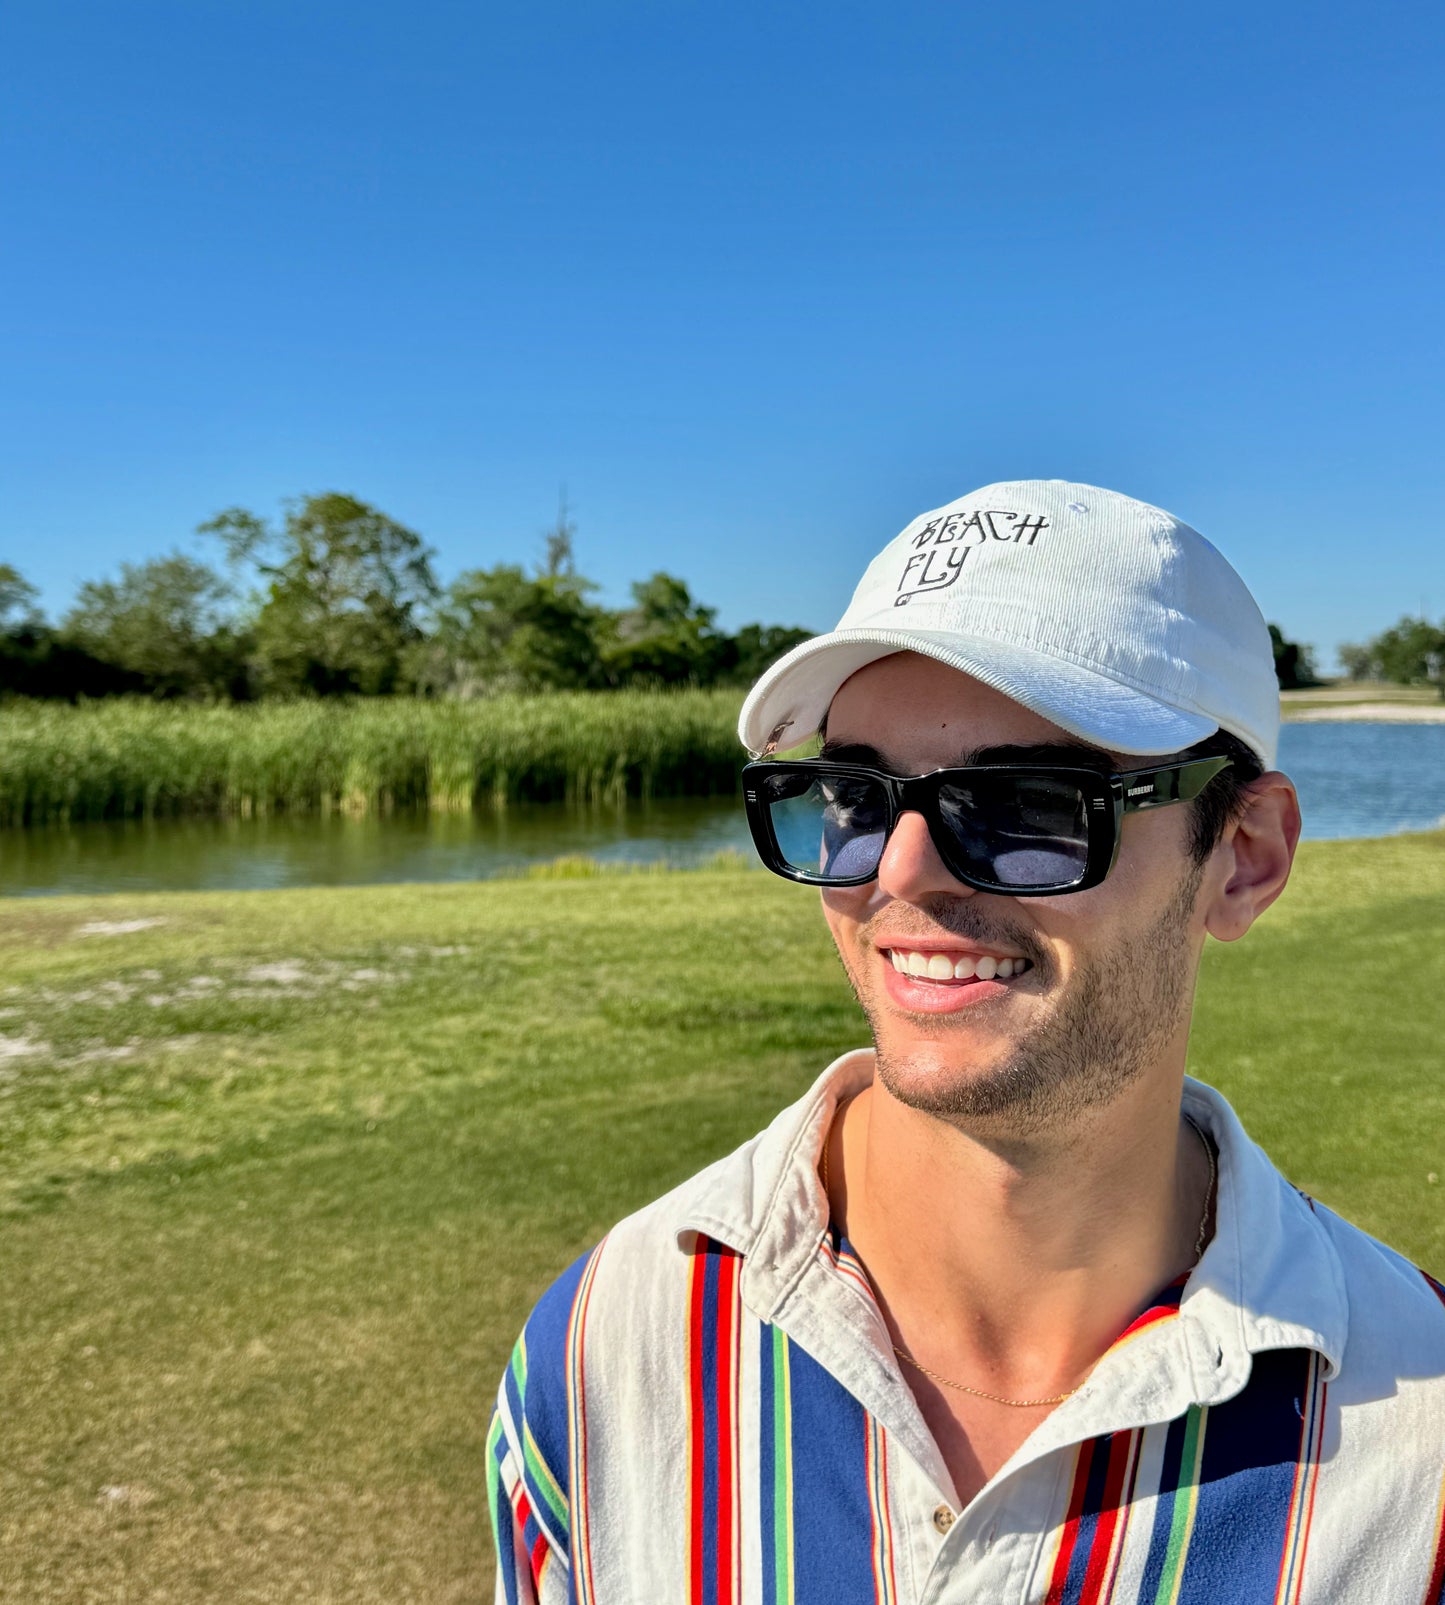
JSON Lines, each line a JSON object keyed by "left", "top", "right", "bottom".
{"left": 882, "top": 947, "right": 1034, "bottom": 984}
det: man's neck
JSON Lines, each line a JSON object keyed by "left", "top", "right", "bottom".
{"left": 826, "top": 1059, "right": 1213, "bottom": 1405}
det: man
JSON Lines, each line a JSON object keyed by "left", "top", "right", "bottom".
{"left": 487, "top": 480, "right": 1445, "bottom": 1603}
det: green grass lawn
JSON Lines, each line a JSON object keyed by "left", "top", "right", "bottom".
{"left": 2, "top": 836, "right": 1444, "bottom": 1601}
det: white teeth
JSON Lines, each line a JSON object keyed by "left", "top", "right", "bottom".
{"left": 887, "top": 948, "right": 1031, "bottom": 981}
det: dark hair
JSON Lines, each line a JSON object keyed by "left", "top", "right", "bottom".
{"left": 1176, "top": 727, "right": 1265, "bottom": 864}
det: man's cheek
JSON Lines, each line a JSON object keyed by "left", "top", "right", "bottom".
{"left": 820, "top": 890, "right": 872, "bottom": 963}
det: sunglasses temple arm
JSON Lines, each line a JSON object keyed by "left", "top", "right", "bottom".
{"left": 1119, "top": 756, "right": 1232, "bottom": 813}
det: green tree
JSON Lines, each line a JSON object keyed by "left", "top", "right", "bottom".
{"left": 60, "top": 554, "right": 245, "bottom": 698}
{"left": 1267, "top": 624, "right": 1319, "bottom": 690}
{"left": 426, "top": 564, "right": 604, "bottom": 693}
{"left": 1356, "top": 615, "right": 1445, "bottom": 693}
{"left": 541, "top": 491, "right": 577, "bottom": 579}
{"left": 1336, "top": 642, "right": 1379, "bottom": 682}
{"left": 724, "top": 623, "right": 813, "bottom": 686}
{"left": 0, "top": 564, "right": 40, "bottom": 629}
{"left": 1, "top": 562, "right": 134, "bottom": 700}
{"left": 603, "top": 572, "right": 729, "bottom": 687}
{"left": 202, "top": 493, "right": 437, "bottom": 696}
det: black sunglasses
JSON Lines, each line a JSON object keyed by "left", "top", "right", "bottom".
{"left": 742, "top": 755, "right": 1231, "bottom": 895}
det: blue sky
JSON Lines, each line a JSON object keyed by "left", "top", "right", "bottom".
{"left": 4, "top": 0, "right": 1442, "bottom": 668}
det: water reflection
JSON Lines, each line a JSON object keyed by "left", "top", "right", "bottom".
{"left": 1, "top": 722, "right": 1441, "bottom": 898}
{"left": 0, "top": 797, "right": 752, "bottom": 899}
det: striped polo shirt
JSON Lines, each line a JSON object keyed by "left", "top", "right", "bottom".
{"left": 487, "top": 1050, "right": 1445, "bottom": 1604}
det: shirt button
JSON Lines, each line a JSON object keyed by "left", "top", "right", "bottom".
{"left": 932, "top": 1504, "right": 955, "bottom": 1534}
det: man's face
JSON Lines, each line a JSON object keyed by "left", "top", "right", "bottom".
{"left": 820, "top": 653, "right": 1211, "bottom": 1134}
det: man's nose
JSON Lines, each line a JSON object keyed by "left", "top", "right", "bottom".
{"left": 874, "top": 809, "right": 978, "bottom": 902}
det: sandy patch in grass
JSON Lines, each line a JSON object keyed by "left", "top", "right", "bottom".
{"left": 244, "top": 960, "right": 311, "bottom": 986}
{"left": 1288, "top": 703, "right": 1445, "bottom": 723}
{"left": 229, "top": 958, "right": 408, "bottom": 998}
{"left": 71, "top": 1042, "right": 142, "bottom": 1064}
{"left": 74, "top": 918, "right": 169, "bottom": 938}
{"left": 0, "top": 944, "right": 477, "bottom": 1076}
{"left": 0, "top": 1033, "right": 50, "bottom": 1061}
{"left": 97, "top": 1483, "right": 157, "bottom": 1507}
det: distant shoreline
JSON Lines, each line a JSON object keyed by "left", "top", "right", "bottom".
{"left": 1283, "top": 703, "right": 1445, "bottom": 723}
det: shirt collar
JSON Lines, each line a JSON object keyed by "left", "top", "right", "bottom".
{"left": 1179, "top": 1076, "right": 1348, "bottom": 1388}
{"left": 675, "top": 1050, "right": 1349, "bottom": 1403}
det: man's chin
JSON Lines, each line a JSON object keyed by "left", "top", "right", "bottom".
{"left": 873, "top": 1047, "right": 1044, "bottom": 1122}
{"left": 872, "top": 1038, "right": 1023, "bottom": 1107}
{"left": 867, "top": 997, "right": 1094, "bottom": 1129}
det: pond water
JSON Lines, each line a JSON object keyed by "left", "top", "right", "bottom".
{"left": 3, "top": 722, "right": 1442, "bottom": 899}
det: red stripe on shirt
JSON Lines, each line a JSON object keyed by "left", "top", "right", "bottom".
{"left": 687, "top": 1244, "right": 709, "bottom": 1605}
{"left": 1044, "top": 1439, "right": 1098, "bottom": 1603}
{"left": 1076, "top": 1433, "right": 1134, "bottom": 1605}
{"left": 716, "top": 1246, "right": 739, "bottom": 1605}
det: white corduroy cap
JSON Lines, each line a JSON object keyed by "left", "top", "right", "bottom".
{"left": 738, "top": 480, "right": 1279, "bottom": 766}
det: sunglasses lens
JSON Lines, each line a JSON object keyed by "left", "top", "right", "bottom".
{"left": 761, "top": 769, "right": 889, "bottom": 882}
{"left": 937, "top": 774, "right": 1091, "bottom": 889}
{"left": 753, "top": 765, "right": 1098, "bottom": 891}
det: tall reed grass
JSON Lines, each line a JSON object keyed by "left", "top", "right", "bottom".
{"left": 0, "top": 691, "right": 748, "bottom": 826}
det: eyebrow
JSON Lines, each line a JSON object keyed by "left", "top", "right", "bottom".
{"left": 817, "top": 738, "right": 1115, "bottom": 773}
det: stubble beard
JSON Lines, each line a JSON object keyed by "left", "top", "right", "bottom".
{"left": 854, "top": 860, "right": 1206, "bottom": 1137}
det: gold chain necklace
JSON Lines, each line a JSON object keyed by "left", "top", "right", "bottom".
{"left": 819, "top": 1110, "right": 1217, "bottom": 1409}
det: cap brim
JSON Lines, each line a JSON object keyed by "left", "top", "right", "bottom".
{"left": 738, "top": 627, "right": 1221, "bottom": 758}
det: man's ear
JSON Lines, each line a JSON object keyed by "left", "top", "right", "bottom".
{"left": 1202, "top": 773, "right": 1302, "bottom": 943}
